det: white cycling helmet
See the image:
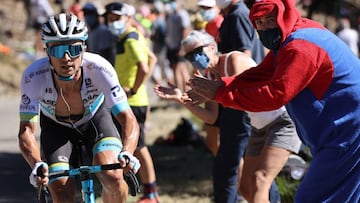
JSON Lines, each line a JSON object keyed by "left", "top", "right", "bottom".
{"left": 41, "top": 13, "right": 88, "bottom": 44}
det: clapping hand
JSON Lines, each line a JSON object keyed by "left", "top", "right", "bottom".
{"left": 187, "top": 70, "right": 225, "bottom": 103}
{"left": 153, "top": 82, "right": 183, "bottom": 103}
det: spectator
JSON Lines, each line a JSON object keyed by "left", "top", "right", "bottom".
{"left": 336, "top": 16, "right": 359, "bottom": 57}
{"left": 165, "top": 0, "right": 192, "bottom": 91}
{"left": 213, "top": 0, "right": 279, "bottom": 202}
{"left": 195, "top": 0, "right": 224, "bottom": 169}
{"left": 216, "top": 0, "right": 266, "bottom": 64}
{"left": 69, "top": 0, "right": 84, "bottom": 20}
{"left": 104, "top": 2, "right": 160, "bottom": 203}
{"left": 82, "top": 2, "right": 115, "bottom": 65}
{"left": 197, "top": 0, "right": 223, "bottom": 43}
{"left": 155, "top": 30, "right": 301, "bottom": 203}
{"left": 150, "top": 0, "right": 174, "bottom": 85}
{"left": 188, "top": 0, "right": 360, "bottom": 202}
{"left": 29, "top": 0, "right": 54, "bottom": 59}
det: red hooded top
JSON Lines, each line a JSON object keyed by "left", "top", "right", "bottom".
{"left": 215, "top": 1, "right": 360, "bottom": 202}
{"left": 215, "top": 0, "right": 326, "bottom": 112}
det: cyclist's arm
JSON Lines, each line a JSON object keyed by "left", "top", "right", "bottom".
{"left": 114, "top": 110, "right": 139, "bottom": 153}
{"left": 89, "top": 54, "right": 140, "bottom": 154}
{"left": 18, "top": 121, "right": 42, "bottom": 167}
{"left": 18, "top": 62, "right": 44, "bottom": 168}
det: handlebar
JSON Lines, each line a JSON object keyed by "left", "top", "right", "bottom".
{"left": 48, "top": 163, "right": 123, "bottom": 179}
{"left": 39, "top": 162, "right": 140, "bottom": 198}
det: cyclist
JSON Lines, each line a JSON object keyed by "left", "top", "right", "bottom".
{"left": 18, "top": 13, "right": 140, "bottom": 203}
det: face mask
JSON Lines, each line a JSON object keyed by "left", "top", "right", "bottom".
{"left": 108, "top": 20, "right": 126, "bottom": 36}
{"left": 199, "top": 9, "right": 217, "bottom": 22}
{"left": 257, "top": 28, "right": 282, "bottom": 50}
{"left": 190, "top": 52, "right": 210, "bottom": 70}
{"left": 170, "top": 2, "right": 177, "bottom": 10}
{"left": 216, "top": 0, "right": 232, "bottom": 9}
{"left": 85, "top": 15, "right": 98, "bottom": 29}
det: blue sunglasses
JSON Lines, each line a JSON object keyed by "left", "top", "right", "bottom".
{"left": 47, "top": 44, "right": 84, "bottom": 59}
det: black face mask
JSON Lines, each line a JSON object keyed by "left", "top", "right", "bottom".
{"left": 258, "top": 28, "right": 282, "bottom": 50}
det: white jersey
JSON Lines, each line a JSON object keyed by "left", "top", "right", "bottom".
{"left": 19, "top": 52, "right": 129, "bottom": 127}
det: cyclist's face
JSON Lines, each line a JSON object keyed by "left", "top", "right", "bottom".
{"left": 47, "top": 41, "right": 84, "bottom": 78}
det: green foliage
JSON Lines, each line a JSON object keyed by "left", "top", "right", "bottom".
{"left": 276, "top": 175, "right": 301, "bottom": 203}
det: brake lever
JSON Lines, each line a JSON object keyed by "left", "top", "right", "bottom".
{"left": 36, "top": 165, "right": 50, "bottom": 202}
{"left": 122, "top": 154, "right": 141, "bottom": 196}
{"left": 124, "top": 170, "right": 141, "bottom": 196}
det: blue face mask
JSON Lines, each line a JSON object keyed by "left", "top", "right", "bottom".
{"left": 108, "top": 20, "right": 126, "bottom": 36}
{"left": 199, "top": 9, "right": 217, "bottom": 22}
{"left": 190, "top": 52, "right": 210, "bottom": 70}
{"left": 170, "top": 2, "right": 177, "bottom": 11}
{"left": 257, "top": 28, "right": 282, "bottom": 50}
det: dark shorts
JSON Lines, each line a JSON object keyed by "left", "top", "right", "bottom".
{"left": 245, "top": 111, "right": 302, "bottom": 156}
{"left": 166, "top": 47, "right": 186, "bottom": 67}
{"left": 40, "top": 104, "right": 122, "bottom": 169}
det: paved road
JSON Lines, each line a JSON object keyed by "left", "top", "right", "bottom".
{"left": 0, "top": 95, "right": 40, "bottom": 202}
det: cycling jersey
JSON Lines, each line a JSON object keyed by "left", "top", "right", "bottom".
{"left": 19, "top": 52, "right": 130, "bottom": 127}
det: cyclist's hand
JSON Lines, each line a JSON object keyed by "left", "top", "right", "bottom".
{"left": 29, "top": 162, "right": 49, "bottom": 188}
{"left": 118, "top": 151, "right": 141, "bottom": 174}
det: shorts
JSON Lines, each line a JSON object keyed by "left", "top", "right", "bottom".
{"left": 245, "top": 111, "right": 302, "bottom": 156}
{"left": 166, "top": 47, "right": 186, "bottom": 67}
{"left": 40, "top": 104, "right": 122, "bottom": 168}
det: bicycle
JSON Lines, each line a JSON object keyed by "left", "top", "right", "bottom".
{"left": 36, "top": 141, "right": 140, "bottom": 203}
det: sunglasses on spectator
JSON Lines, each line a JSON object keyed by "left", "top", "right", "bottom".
{"left": 47, "top": 44, "right": 84, "bottom": 59}
{"left": 184, "top": 44, "right": 210, "bottom": 61}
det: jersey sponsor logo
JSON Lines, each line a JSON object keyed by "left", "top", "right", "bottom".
{"left": 24, "top": 76, "right": 31, "bottom": 83}
{"left": 45, "top": 88, "right": 53, "bottom": 94}
{"left": 111, "top": 85, "right": 121, "bottom": 98}
{"left": 20, "top": 102, "right": 36, "bottom": 112}
{"left": 85, "top": 88, "right": 98, "bottom": 94}
{"left": 57, "top": 155, "right": 69, "bottom": 162}
{"left": 42, "top": 99, "right": 56, "bottom": 106}
{"left": 35, "top": 68, "right": 50, "bottom": 76}
{"left": 82, "top": 94, "right": 99, "bottom": 104}
{"left": 21, "top": 94, "right": 31, "bottom": 105}
{"left": 92, "top": 66, "right": 114, "bottom": 77}
{"left": 85, "top": 63, "right": 94, "bottom": 70}
{"left": 28, "top": 72, "right": 35, "bottom": 79}
{"left": 85, "top": 78, "right": 93, "bottom": 88}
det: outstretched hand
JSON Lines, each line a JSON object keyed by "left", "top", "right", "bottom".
{"left": 187, "top": 70, "right": 224, "bottom": 103}
{"left": 153, "top": 82, "right": 183, "bottom": 103}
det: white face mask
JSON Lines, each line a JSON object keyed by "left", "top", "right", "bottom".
{"left": 108, "top": 20, "right": 126, "bottom": 36}
{"left": 216, "top": 0, "right": 232, "bottom": 9}
{"left": 199, "top": 8, "right": 217, "bottom": 22}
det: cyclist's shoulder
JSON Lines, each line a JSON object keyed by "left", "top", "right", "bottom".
{"left": 23, "top": 57, "right": 51, "bottom": 78}
{"left": 82, "top": 52, "right": 110, "bottom": 66}
{"left": 82, "top": 52, "right": 117, "bottom": 79}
